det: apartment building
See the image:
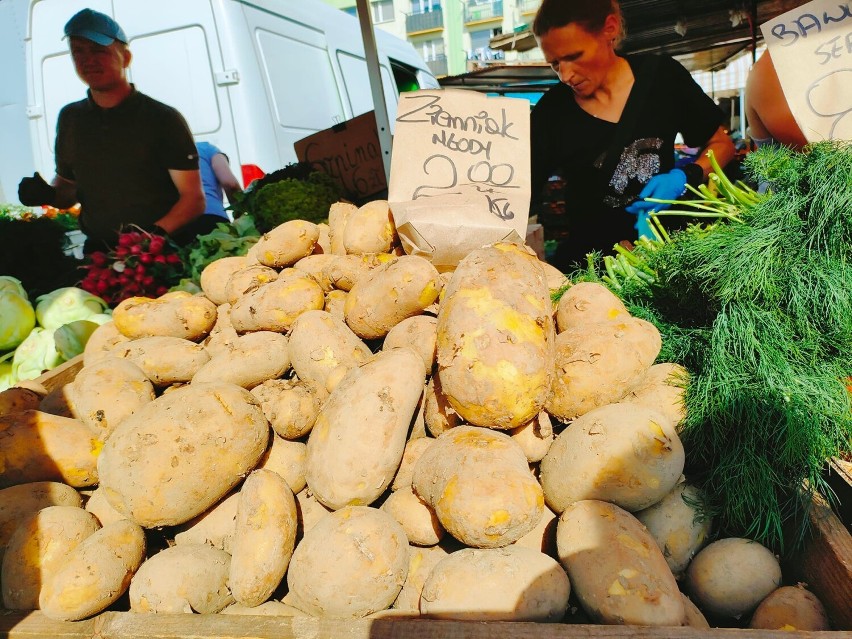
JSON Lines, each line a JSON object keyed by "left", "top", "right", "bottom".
{"left": 322, "top": 0, "right": 544, "bottom": 77}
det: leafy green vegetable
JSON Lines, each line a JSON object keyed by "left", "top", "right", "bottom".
{"left": 181, "top": 215, "right": 261, "bottom": 283}
{"left": 11, "top": 327, "right": 65, "bottom": 383}
{"left": 0, "top": 276, "right": 28, "bottom": 299}
{"left": 35, "top": 287, "right": 109, "bottom": 331}
{"left": 0, "top": 291, "right": 36, "bottom": 351}
{"left": 53, "top": 319, "right": 101, "bottom": 360}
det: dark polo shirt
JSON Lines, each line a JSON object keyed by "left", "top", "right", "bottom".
{"left": 55, "top": 86, "right": 198, "bottom": 244}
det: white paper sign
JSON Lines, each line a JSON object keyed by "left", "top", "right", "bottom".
{"left": 388, "top": 89, "right": 531, "bottom": 268}
{"left": 760, "top": 0, "right": 852, "bottom": 141}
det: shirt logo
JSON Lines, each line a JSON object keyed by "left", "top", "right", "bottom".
{"left": 601, "top": 137, "right": 663, "bottom": 208}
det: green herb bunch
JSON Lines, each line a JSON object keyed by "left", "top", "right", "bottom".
{"left": 181, "top": 215, "right": 261, "bottom": 283}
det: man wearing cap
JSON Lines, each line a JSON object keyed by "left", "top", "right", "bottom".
{"left": 17, "top": 8, "right": 207, "bottom": 251}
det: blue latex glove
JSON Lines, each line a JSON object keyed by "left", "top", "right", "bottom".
{"left": 625, "top": 168, "right": 688, "bottom": 239}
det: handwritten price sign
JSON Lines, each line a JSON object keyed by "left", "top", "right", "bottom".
{"left": 761, "top": 0, "right": 852, "bottom": 141}
{"left": 388, "top": 90, "right": 530, "bottom": 268}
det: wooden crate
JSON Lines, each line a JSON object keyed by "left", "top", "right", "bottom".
{"left": 0, "top": 359, "right": 850, "bottom": 638}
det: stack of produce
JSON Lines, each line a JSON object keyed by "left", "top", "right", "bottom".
{"left": 0, "top": 198, "right": 835, "bottom": 630}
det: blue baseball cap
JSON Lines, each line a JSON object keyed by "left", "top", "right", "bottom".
{"left": 64, "top": 8, "right": 127, "bottom": 46}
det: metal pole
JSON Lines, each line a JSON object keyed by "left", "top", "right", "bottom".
{"left": 355, "top": 0, "right": 393, "bottom": 183}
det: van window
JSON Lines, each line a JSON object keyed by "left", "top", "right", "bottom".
{"left": 41, "top": 53, "right": 86, "bottom": 150}
{"left": 336, "top": 51, "right": 397, "bottom": 120}
{"left": 128, "top": 27, "right": 220, "bottom": 134}
{"left": 257, "top": 28, "right": 345, "bottom": 131}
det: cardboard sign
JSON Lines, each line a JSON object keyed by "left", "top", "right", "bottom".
{"left": 294, "top": 111, "right": 387, "bottom": 200}
{"left": 760, "top": 0, "right": 852, "bottom": 142}
{"left": 388, "top": 89, "right": 531, "bottom": 268}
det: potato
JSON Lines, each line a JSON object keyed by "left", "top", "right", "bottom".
{"left": 65, "top": 356, "right": 155, "bottom": 436}
{"left": 294, "top": 253, "right": 337, "bottom": 291}
{"left": 0, "top": 410, "right": 101, "bottom": 489}
{"left": 82, "top": 321, "right": 131, "bottom": 367}
{"left": 424, "top": 375, "right": 461, "bottom": 438}
{"left": 344, "top": 255, "right": 442, "bottom": 339}
{"left": 37, "top": 384, "right": 75, "bottom": 418}
{"left": 0, "top": 386, "right": 42, "bottom": 416}
{"left": 2, "top": 506, "right": 100, "bottom": 610}
{"left": 555, "top": 281, "right": 629, "bottom": 332}
{"left": 221, "top": 601, "right": 306, "bottom": 616}
{"left": 436, "top": 242, "right": 555, "bottom": 430}
{"left": 200, "top": 255, "right": 250, "bottom": 305}
{"left": 230, "top": 269, "right": 324, "bottom": 333}
{"left": 294, "top": 489, "right": 332, "bottom": 539}
{"left": 412, "top": 426, "right": 543, "bottom": 548}
{"left": 541, "top": 261, "right": 570, "bottom": 295}
{"left": 513, "top": 505, "right": 558, "bottom": 557}
{"left": 342, "top": 199, "right": 397, "bottom": 255}
{"left": 634, "top": 482, "right": 712, "bottom": 577}
{"left": 547, "top": 316, "right": 662, "bottom": 421}
{"left": 420, "top": 546, "right": 570, "bottom": 622}
{"left": 223, "top": 264, "right": 279, "bottom": 304}
{"left": 328, "top": 201, "right": 357, "bottom": 255}
{"left": 255, "top": 435, "right": 307, "bottom": 493}
{"left": 113, "top": 295, "right": 217, "bottom": 341}
{"left": 251, "top": 379, "right": 324, "bottom": 441}
{"left": 254, "top": 220, "right": 320, "bottom": 268}
{"left": 285, "top": 505, "right": 409, "bottom": 617}
{"left": 556, "top": 499, "right": 685, "bottom": 626}
{"left": 110, "top": 336, "right": 211, "bottom": 386}
{"left": 408, "top": 388, "right": 427, "bottom": 440}
{"left": 129, "top": 544, "right": 233, "bottom": 614}
{"left": 288, "top": 310, "right": 372, "bottom": 393}
{"left": 381, "top": 486, "right": 444, "bottom": 546}
{"left": 203, "top": 303, "right": 239, "bottom": 357}
{"left": 509, "top": 411, "right": 554, "bottom": 463}
{"left": 306, "top": 348, "right": 425, "bottom": 509}
{"left": 39, "top": 519, "right": 146, "bottom": 621}
{"left": 173, "top": 492, "right": 240, "bottom": 552}
{"left": 682, "top": 593, "right": 711, "bottom": 628}
{"left": 748, "top": 585, "right": 831, "bottom": 630}
{"left": 230, "top": 470, "right": 298, "bottom": 607}
{"left": 685, "top": 537, "right": 782, "bottom": 618}
{"left": 392, "top": 543, "right": 450, "bottom": 612}
{"left": 0, "top": 482, "right": 82, "bottom": 553}
{"left": 192, "top": 331, "right": 290, "bottom": 388}
{"left": 97, "top": 382, "right": 269, "bottom": 527}
{"left": 314, "top": 222, "right": 331, "bottom": 254}
{"left": 324, "top": 289, "right": 348, "bottom": 319}
{"left": 382, "top": 315, "right": 437, "bottom": 372}
{"left": 624, "top": 363, "right": 689, "bottom": 431}
{"left": 391, "top": 437, "right": 434, "bottom": 491}
{"left": 84, "top": 486, "right": 128, "bottom": 526}
{"left": 323, "top": 253, "right": 391, "bottom": 291}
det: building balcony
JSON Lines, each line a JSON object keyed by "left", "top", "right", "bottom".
{"left": 406, "top": 9, "right": 444, "bottom": 34}
{"left": 465, "top": 0, "right": 503, "bottom": 24}
{"left": 426, "top": 54, "right": 449, "bottom": 77}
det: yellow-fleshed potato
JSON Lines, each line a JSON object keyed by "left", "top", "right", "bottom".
{"left": 393, "top": 543, "right": 450, "bottom": 612}
{"left": 424, "top": 375, "right": 461, "bottom": 438}
{"left": 391, "top": 437, "right": 435, "bottom": 491}
{"left": 436, "top": 242, "right": 555, "bottom": 430}
{"left": 203, "top": 303, "right": 239, "bottom": 357}
{"left": 306, "top": 348, "right": 425, "bottom": 509}
{"left": 634, "top": 481, "right": 712, "bottom": 578}
{"left": 255, "top": 220, "right": 320, "bottom": 268}
{"left": 285, "top": 505, "right": 409, "bottom": 617}
{"left": 685, "top": 537, "right": 782, "bottom": 618}
{"left": 255, "top": 435, "right": 307, "bottom": 493}
{"left": 556, "top": 499, "right": 685, "bottom": 626}
{"left": 294, "top": 489, "right": 333, "bottom": 539}
{"left": 200, "top": 256, "right": 250, "bottom": 305}
{"left": 314, "top": 222, "right": 331, "bottom": 254}
{"left": 324, "top": 289, "right": 348, "bottom": 320}
{"left": 0, "top": 482, "right": 82, "bottom": 553}
{"left": 547, "top": 316, "right": 662, "bottom": 421}
{"left": 230, "top": 269, "right": 324, "bottom": 333}
{"left": 2, "top": 506, "right": 100, "bottom": 610}
{"left": 420, "top": 546, "right": 570, "bottom": 622}
{"left": 412, "top": 426, "right": 544, "bottom": 548}
{"left": 509, "top": 411, "right": 555, "bottom": 463}
{"left": 540, "top": 402, "right": 684, "bottom": 514}
{"left": 344, "top": 255, "right": 442, "bottom": 340}
{"left": 328, "top": 201, "right": 357, "bottom": 255}
{"left": 66, "top": 357, "right": 155, "bottom": 436}
{"left": 0, "top": 410, "right": 101, "bottom": 489}
{"left": 82, "top": 321, "right": 131, "bottom": 367}
{"left": 682, "top": 594, "right": 711, "bottom": 628}
{"left": 382, "top": 315, "right": 438, "bottom": 373}
{"left": 0, "top": 387, "right": 42, "bottom": 416}
{"left": 111, "top": 336, "right": 211, "bottom": 386}
{"left": 84, "top": 486, "right": 128, "bottom": 526}
{"left": 192, "top": 331, "right": 290, "bottom": 388}
{"left": 129, "top": 544, "right": 234, "bottom": 614}
{"left": 624, "top": 363, "right": 689, "bottom": 431}
{"left": 748, "top": 585, "right": 831, "bottom": 631}
{"left": 230, "top": 470, "right": 298, "bottom": 607}
{"left": 513, "top": 505, "right": 558, "bottom": 557}
{"left": 173, "top": 492, "right": 240, "bottom": 553}
{"left": 323, "top": 253, "right": 394, "bottom": 292}
{"left": 381, "top": 486, "right": 445, "bottom": 546}
{"left": 113, "top": 295, "right": 217, "bottom": 341}
{"left": 288, "top": 310, "right": 372, "bottom": 393}
{"left": 294, "top": 254, "right": 338, "bottom": 291}
{"left": 39, "top": 519, "right": 146, "bottom": 621}
{"left": 342, "top": 199, "right": 397, "bottom": 255}
{"left": 223, "top": 264, "right": 279, "bottom": 304}
{"left": 97, "top": 383, "right": 269, "bottom": 527}
{"left": 221, "top": 601, "right": 306, "bottom": 616}
{"left": 251, "top": 379, "right": 325, "bottom": 440}
{"left": 555, "top": 281, "right": 629, "bottom": 332}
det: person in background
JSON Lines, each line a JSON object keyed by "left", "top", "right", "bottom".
{"left": 530, "top": 0, "right": 735, "bottom": 272}
{"left": 196, "top": 141, "right": 243, "bottom": 221}
{"left": 745, "top": 49, "right": 808, "bottom": 150}
{"left": 17, "top": 8, "right": 207, "bottom": 253}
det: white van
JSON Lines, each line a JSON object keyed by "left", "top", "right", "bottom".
{"left": 18, "top": 0, "right": 439, "bottom": 191}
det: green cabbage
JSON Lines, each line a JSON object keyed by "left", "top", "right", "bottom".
{"left": 0, "top": 352, "right": 15, "bottom": 392}
{"left": 35, "top": 287, "right": 108, "bottom": 331}
{"left": 54, "top": 320, "right": 101, "bottom": 361}
{"left": 0, "top": 291, "right": 36, "bottom": 351}
{"left": 11, "top": 327, "right": 65, "bottom": 383}
{"left": 0, "top": 276, "right": 27, "bottom": 299}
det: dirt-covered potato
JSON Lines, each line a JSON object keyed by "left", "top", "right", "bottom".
{"left": 285, "top": 506, "right": 409, "bottom": 617}
{"left": 113, "top": 295, "right": 218, "bottom": 341}
{"left": 328, "top": 201, "right": 357, "bottom": 255}
{"left": 192, "top": 331, "right": 290, "bottom": 388}
{"left": 412, "top": 426, "right": 544, "bottom": 548}
{"left": 748, "top": 585, "right": 831, "bottom": 631}
{"left": 199, "top": 256, "right": 250, "bottom": 305}
{"left": 540, "top": 402, "right": 685, "bottom": 513}
{"left": 682, "top": 594, "right": 711, "bottom": 628}
{"left": 294, "top": 254, "right": 337, "bottom": 291}
{"left": 84, "top": 486, "right": 128, "bottom": 526}
{"left": 512, "top": 505, "right": 558, "bottom": 557}
{"left": 230, "top": 269, "right": 324, "bottom": 333}
{"left": 392, "top": 543, "right": 451, "bottom": 612}
{"left": 110, "top": 336, "right": 211, "bottom": 386}
{"left": 342, "top": 199, "right": 397, "bottom": 255}
{"left": 391, "top": 437, "right": 435, "bottom": 492}
{"left": 98, "top": 382, "right": 269, "bottom": 527}
{"left": 129, "top": 544, "right": 233, "bottom": 614}
{"left": 420, "top": 546, "right": 570, "bottom": 622}
{"left": 223, "top": 264, "right": 279, "bottom": 304}
{"left": 556, "top": 500, "right": 685, "bottom": 626}
{"left": 254, "top": 220, "right": 320, "bottom": 268}
{"left": 509, "top": 411, "right": 554, "bottom": 463}
{"left": 381, "top": 486, "right": 445, "bottom": 546}
{"left": 255, "top": 435, "right": 307, "bottom": 493}
{"left": 322, "top": 253, "right": 393, "bottom": 291}
{"left": 0, "top": 386, "right": 42, "bottom": 416}
{"left": 82, "top": 321, "right": 131, "bottom": 367}
{"left": 251, "top": 379, "right": 325, "bottom": 441}
{"left": 436, "top": 243, "right": 555, "bottom": 430}
{"left": 0, "top": 482, "right": 82, "bottom": 554}
{"left": 324, "top": 289, "right": 348, "bottom": 319}
{"left": 294, "top": 489, "right": 333, "bottom": 539}
{"left": 39, "top": 519, "right": 146, "bottom": 621}
{"left": 203, "top": 303, "right": 239, "bottom": 357}
{"left": 555, "top": 281, "right": 629, "bottom": 332}
{"left": 173, "top": 492, "right": 240, "bottom": 553}
{"left": 424, "top": 375, "right": 461, "bottom": 438}
{"left": 624, "top": 363, "right": 689, "bottom": 431}
{"left": 382, "top": 315, "right": 438, "bottom": 372}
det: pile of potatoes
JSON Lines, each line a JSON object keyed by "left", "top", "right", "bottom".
{"left": 0, "top": 200, "right": 833, "bottom": 629}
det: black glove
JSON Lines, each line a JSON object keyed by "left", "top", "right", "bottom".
{"left": 17, "top": 172, "right": 57, "bottom": 206}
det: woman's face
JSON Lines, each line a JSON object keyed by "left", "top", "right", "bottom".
{"left": 539, "top": 15, "right": 620, "bottom": 97}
